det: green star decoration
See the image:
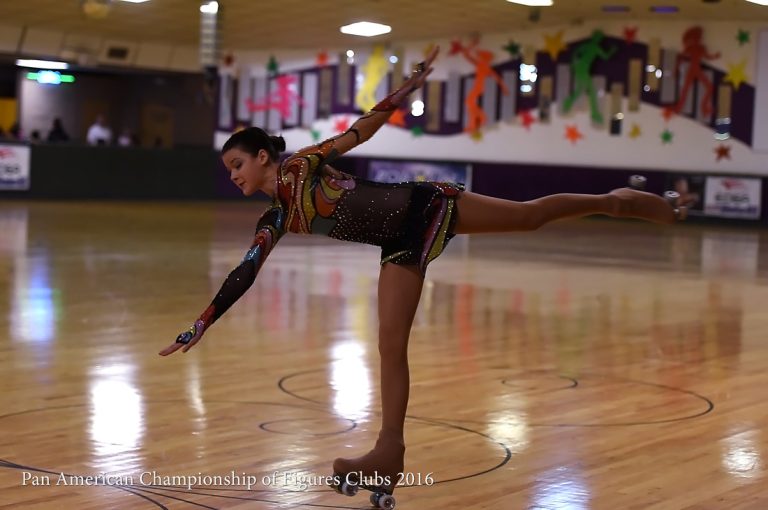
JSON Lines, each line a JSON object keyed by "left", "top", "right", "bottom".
{"left": 267, "top": 55, "right": 279, "bottom": 75}
{"left": 737, "top": 29, "right": 750, "bottom": 46}
{"left": 411, "top": 126, "right": 424, "bottom": 137}
{"left": 661, "top": 129, "right": 674, "bottom": 144}
{"left": 503, "top": 40, "right": 521, "bottom": 58}
{"left": 310, "top": 128, "right": 321, "bottom": 142}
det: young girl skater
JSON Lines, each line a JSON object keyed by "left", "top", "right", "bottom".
{"left": 159, "top": 47, "right": 683, "bottom": 508}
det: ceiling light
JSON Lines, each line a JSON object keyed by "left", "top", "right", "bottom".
{"left": 340, "top": 22, "right": 392, "bottom": 37}
{"left": 506, "top": 0, "right": 554, "bottom": 6}
{"left": 602, "top": 5, "right": 630, "bottom": 12}
{"left": 650, "top": 5, "right": 679, "bottom": 12}
{"left": 16, "top": 59, "right": 69, "bottom": 70}
{"left": 745, "top": 0, "right": 768, "bottom": 5}
{"left": 200, "top": 1, "right": 218, "bottom": 14}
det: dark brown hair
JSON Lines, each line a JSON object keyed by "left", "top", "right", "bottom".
{"left": 221, "top": 127, "right": 286, "bottom": 161}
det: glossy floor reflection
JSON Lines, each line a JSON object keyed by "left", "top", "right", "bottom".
{"left": 1, "top": 201, "right": 767, "bottom": 509}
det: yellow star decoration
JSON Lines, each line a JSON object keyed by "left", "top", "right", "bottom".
{"left": 470, "top": 130, "right": 483, "bottom": 141}
{"left": 544, "top": 30, "right": 566, "bottom": 61}
{"left": 423, "top": 42, "right": 436, "bottom": 59}
{"left": 724, "top": 59, "right": 749, "bottom": 90}
{"left": 629, "top": 124, "right": 642, "bottom": 139}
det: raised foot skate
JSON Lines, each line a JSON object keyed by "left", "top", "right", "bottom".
{"left": 611, "top": 174, "right": 687, "bottom": 224}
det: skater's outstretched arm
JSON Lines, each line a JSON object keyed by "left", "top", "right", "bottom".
{"left": 159, "top": 206, "right": 285, "bottom": 356}
{"left": 284, "top": 47, "right": 439, "bottom": 167}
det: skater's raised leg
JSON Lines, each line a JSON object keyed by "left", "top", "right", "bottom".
{"left": 453, "top": 187, "right": 679, "bottom": 235}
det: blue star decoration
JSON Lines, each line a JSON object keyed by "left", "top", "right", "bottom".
{"left": 503, "top": 40, "right": 521, "bottom": 58}
{"left": 737, "top": 29, "right": 750, "bottom": 46}
{"left": 661, "top": 129, "right": 674, "bottom": 144}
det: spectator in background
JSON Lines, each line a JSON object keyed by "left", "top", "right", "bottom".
{"left": 47, "top": 118, "right": 70, "bottom": 143}
{"left": 30, "top": 130, "right": 42, "bottom": 144}
{"left": 117, "top": 128, "right": 133, "bottom": 147}
{"left": 8, "top": 122, "right": 21, "bottom": 140}
{"left": 86, "top": 115, "right": 112, "bottom": 146}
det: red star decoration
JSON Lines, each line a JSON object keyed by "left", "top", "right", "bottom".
{"left": 316, "top": 50, "right": 329, "bottom": 67}
{"left": 449, "top": 39, "right": 463, "bottom": 56}
{"left": 715, "top": 144, "right": 731, "bottom": 161}
{"left": 334, "top": 117, "right": 350, "bottom": 133}
{"left": 623, "top": 26, "right": 638, "bottom": 45}
{"left": 519, "top": 109, "right": 535, "bottom": 130}
{"left": 565, "top": 124, "right": 584, "bottom": 144}
{"left": 662, "top": 107, "right": 676, "bottom": 121}
{"left": 388, "top": 108, "right": 407, "bottom": 127}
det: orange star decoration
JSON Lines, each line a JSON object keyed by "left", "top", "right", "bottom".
{"left": 662, "top": 107, "right": 676, "bottom": 122}
{"left": 544, "top": 30, "right": 566, "bottom": 61}
{"left": 388, "top": 108, "right": 407, "bottom": 127}
{"left": 565, "top": 124, "right": 584, "bottom": 144}
{"left": 724, "top": 59, "right": 748, "bottom": 90}
{"left": 519, "top": 109, "right": 536, "bottom": 130}
{"left": 714, "top": 144, "right": 731, "bottom": 161}
{"left": 334, "top": 117, "right": 350, "bottom": 134}
{"left": 316, "top": 50, "right": 329, "bottom": 67}
{"left": 629, "top": 124, "right": 642, "bottom": 138}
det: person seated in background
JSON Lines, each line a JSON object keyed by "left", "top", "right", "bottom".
{"left": 117, "top": 128, "right": 134, "bottom": 147}
{"left": 29, "top": 130, "right": 42, "bottom": 144}
{"left": 86, "top": 115, "right": 112, "bottom": 146}
{"left": 47, "top": 118, "right": 70, "bottom": 143}
{"left": 8, "top": 123, "right": 21, "bottom": 140}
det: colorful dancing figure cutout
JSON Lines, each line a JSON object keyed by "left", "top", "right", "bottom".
{"left": 452, "top": 38, "right": 509, "bottom": 135}
{"left": 561, "top": 30, "right": 617, "bottom": 124}
{"left": 670, "top": 26, "right": 720, "bottom": 118}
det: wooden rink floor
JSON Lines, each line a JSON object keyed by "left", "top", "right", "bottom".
{"left": 1, "top": 200, "right": 767, "bottom": 510}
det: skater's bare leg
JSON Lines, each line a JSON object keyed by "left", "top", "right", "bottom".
{"left": 333, "top": 263, "right": 424, "bottom": 490}
{"left": 453, "top": 189, "right": 676, "bottom": 235}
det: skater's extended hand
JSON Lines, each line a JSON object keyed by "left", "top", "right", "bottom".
{"left": 390, "top": 46, "right": 439, "bottom": 105}
{"left": 159, "top": 319, "right": 206, "bottom": 356}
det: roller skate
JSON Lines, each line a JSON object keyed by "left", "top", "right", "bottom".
{"left": 608, "top": 175, "right": 687, "bottom": 224}
{"left": 330, "top": 432, "right": 404, "bottom": 509}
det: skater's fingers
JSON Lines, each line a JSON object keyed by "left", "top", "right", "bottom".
{"left": 425, "top": 45, "right": 440, "bottom": 65}
{"left": 158, "top": 342, "right": 184, "bottom": 356}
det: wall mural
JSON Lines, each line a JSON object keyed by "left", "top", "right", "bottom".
{"left": 218, "top": 22, "right": 762, "bottom": 170}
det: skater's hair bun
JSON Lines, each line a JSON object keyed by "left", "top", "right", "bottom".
{"left": 269, "top": 135, "right": 286, "bottom": 153}
{"left": 222, "top": 127, "right": 285, "bottom": 161}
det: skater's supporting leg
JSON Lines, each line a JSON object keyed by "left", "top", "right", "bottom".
{"left": 376, "top": 263, "right": 424, "bottom": 439}
{"left": 453, "top": 189, "right": 676, "bottom": 235}
{"left": 332, "top": 263, "right": 423, "bottom": 484}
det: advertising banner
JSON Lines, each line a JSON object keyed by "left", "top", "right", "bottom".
{"left": 369, "top": 159, "right": 471, "bottom": 190}
{"left": 0, "top": 144, "right": 31, "bottom": 191}
{"left": 703, "top": 176, "right": 761, "bottom": 219}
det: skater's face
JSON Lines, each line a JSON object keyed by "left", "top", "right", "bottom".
{"left": 222, "top": 146, "right": 270, "bottom": 196}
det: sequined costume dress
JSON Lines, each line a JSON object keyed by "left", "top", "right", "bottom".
{"left": 195, "top": 134, "right": 464, "bottom": 330}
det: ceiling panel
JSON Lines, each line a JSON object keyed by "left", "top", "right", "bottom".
{"left": 0, "top": 0, "right": 765, "bottom": 52}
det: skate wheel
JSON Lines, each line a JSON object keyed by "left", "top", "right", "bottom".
{"left": 339, "top": 480, "right": 358, "bottom": 497}
{"left": 663, "top": 190, "right": 680, "bottom": 204}
{"left": 628, "top": 175, "right": 646, "bottom": 190}
{"left": 372, "top": 493, "right": 396, "bottom": 509}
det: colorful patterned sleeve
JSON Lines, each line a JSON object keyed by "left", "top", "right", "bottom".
{"left": 195, "top": 205, "right": 285, "bottom": 331}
